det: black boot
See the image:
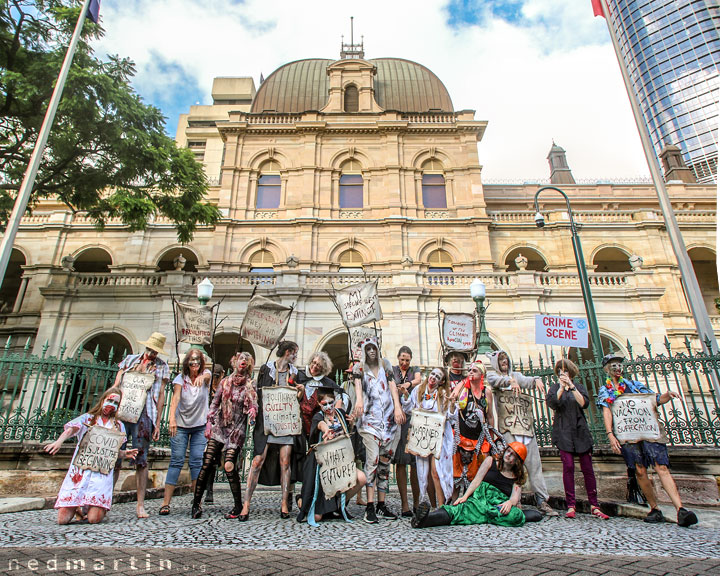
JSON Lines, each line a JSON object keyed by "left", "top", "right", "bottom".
{"left": 412, "top": 501, "right": 451, "bottom": 528}
{"left": 226, "top": 466, "right": 244, "bottom": 520}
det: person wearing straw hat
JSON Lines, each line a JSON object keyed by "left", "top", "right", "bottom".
{"left": 113, "top": 332, "right": 170, "bottom": 519}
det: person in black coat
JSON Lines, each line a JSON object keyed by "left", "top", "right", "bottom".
{"left": 297, "top": 387, "right": 366, "bottom": 525}
{"left": 546, "top": 359, "right": 608, "bottom": 520}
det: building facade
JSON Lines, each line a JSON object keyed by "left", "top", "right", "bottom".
{"left": 604, "top": 0, "right": 719, "bottom": 183}
{"left": 1, "top": 49, "right": 718, "bottom": 379}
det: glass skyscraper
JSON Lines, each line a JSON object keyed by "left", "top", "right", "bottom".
{"left": 605, "top": 1, "right": 719, "bottom": 183}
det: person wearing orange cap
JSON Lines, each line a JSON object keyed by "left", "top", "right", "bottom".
{"left": 412, "top": 442, "right": 542, "bottom": 528}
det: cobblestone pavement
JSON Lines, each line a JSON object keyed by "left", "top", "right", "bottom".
{"left": 1, "top": 491, "right": 718, "bottom": 574}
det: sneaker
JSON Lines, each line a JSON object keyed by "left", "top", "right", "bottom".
{"left": 538, "top": 501, "right": 559, "bottom": 517}
{"left": 677, "top": 507, "right": 698, "bottom": 528}
{"left": 376, "top": 502, "right": 398, "bottom": 520}
{"left": 401, "top": 510, "right": 414, "bottom": 518}
{"left": 411, "top": 500, "right": 431, "bottom": 529}
{"left": 363, "top": 503, "right": 379, "bottom": 524}
{"left": 644, "top": 507, "right": 665, "bottom": 524}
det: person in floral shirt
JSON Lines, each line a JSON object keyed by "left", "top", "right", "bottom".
{"left": 597, "top": 353, "right": 697, "bottom": 527}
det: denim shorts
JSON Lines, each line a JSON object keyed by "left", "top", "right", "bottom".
{"left": 620, "top": 441, "right": 670, "bottom": 469}
{"left": 123, "top": 409, "right": 153, "bottom": 468}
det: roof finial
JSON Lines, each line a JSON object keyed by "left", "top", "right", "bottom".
{"left": 340, "top": 16, "right": 364, "bottom": 59}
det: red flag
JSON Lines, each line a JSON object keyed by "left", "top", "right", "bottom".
{"left": 592, "top": 0, "right": 605, "bottom": 17}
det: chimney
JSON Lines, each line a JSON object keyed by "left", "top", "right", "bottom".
{"left": 659, "top": 144, "right": 696, "bottom": 183}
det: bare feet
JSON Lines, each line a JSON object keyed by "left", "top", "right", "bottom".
{"left": 136, "top": 506, "right": 149, "bottom": 519}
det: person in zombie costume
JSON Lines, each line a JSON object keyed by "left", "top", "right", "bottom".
{"left": 297, "top": 387, "right": 366, "bottom": 525}
{"left": 392, "top": 346, "right": 423, "bottom": 516}
{"left": 598, "top": 354, "right": 698, "bottom": 527}
{"left": 242, "top": 341, "right": 306, "bottom": 520}
{"left": 352, "top": 337, "right": 405, "bottom": 524}
{"left": 113, "top": 332, "right": 170, "bottom": 519}
{"left": 486, "top": 349, "right": 557, "bottom": 517}
{"left": 451, "top": 360, "right": 502, "bottom": 499}
{"left": 296, "top": 351, "right": 349, "bottom": 437}
{"left": 444, "top": 350, "right": 468, "bottom": 385}
{"left": 547, "top": 358, "right": 609, "bottom": 520}
{"left": 401, "top": 367, "right": 458, "bottom": 508}
{"left": 412, "top": 442, "right": 542, "bottom": 528}
{"left": 44, "top": 388, "right": 138, "bottom": 525}
{"left": 191, "top": 352, "right": 257, "bottom": 520}
{"left": 204, "top": 363, "right": 226, "bottom": 506}
{"left": 160, "top": 349, "right": 212, "bottom": 515}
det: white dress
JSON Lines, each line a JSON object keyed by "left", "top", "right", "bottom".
{"left": 54, "top": 413, "right": 126, "bottom": 511}
{"left": 403, "top": 387, "right": 457, "bottom": 504}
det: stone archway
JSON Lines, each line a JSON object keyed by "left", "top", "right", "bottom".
{"left": 320, "top": 332, "right": 350, "bottom": 378}
{"left": 0, "top": 248, "right": 26, "bottom": 313}
{"left": 205, "top": 332, "right": 256, "bottom": 374}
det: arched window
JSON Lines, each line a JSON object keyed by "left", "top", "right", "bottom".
{"left": 204, "top": 332, "right": 255, "bottom": 375}
{"left": 338, "top": 249, "right": 363, "bottom": 272}
{"left": 344, "top": 84, "right": 359, "bottom": 112}
{"left": 0, "top": 248, "right": 26, "bottom": 313}
{"left": 157, "top": 248, "right": 199, "bottom": 272}
{"left": 593, "top": 247, "right": 632, "bottom": 273}
{"left": 688, "top": 247, "right": 718, "bottom": 315}
{"left": 249, "top": 249, "right": 275, "bottom": 274}
{"left": 74, "top": 248, "right": 112, "bottom": 273}
{"left": 569, "top": 334, "right": 623, "bottom": 365}
{"left": 505, "top": 247, "right": 547, "bottom": 272}
{"left": 428, "top": 249, "right": 453, "bottom": 272}
{"left": 339, "top": 159, "right": 363, "bottom": 209}
{"left": 256, "top": 160, "right": 281, "bottom": 209}
{"left": 422, "top": 159, "right": 447, "bottom": 209}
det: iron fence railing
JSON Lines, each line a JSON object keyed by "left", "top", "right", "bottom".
{"left": 2, "top": 336, "right": 718, "bottom": 482}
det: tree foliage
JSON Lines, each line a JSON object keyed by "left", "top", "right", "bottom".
{"left": 0, "top": 0, "right": 219, "bottom": 242}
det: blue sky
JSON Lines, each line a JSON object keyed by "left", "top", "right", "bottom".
{"left": 93, "top": 0, "right": 649, "bottom": 181}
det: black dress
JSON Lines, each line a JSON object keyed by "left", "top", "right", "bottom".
{"left": 297, "top": 409, "right": 352, "bottom": 523}
{"left": 546, "top": 380, "right": 593, "bottom": 454}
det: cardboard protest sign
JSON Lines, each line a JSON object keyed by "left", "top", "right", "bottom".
{"left": 495, "top": 390, "right": 535, "bottom": 436}
{"left": 350, "top": 326, "right": 382, "bottom": 360}
{"left": 442, "top": 313, "right": 476, "bottom": 352}
{"left": 175, "top": 302, "right": 213, "bottom": 345}
{"left": 262, "top": 386, "right": 302, "bottom": 436}
{"left": 535, "top": 314, "right": 588, "bottom": 348}
{"left": 334, "top": 281, "right": 382, "bottom": 328}
{"left": 240, "top": 295, "right": 293, "bottom": 350}
{"left": 117, "top": 372, "right": 155, "bottom": 423}
{"left": 72, "top": 426, "right": 126, "bottom": 475}
{"left": 406, "top": 409, "right": 446, "bottom": 459}
{"left": 315, "top": 434, "right": 357, "bottom": 499}
{"left": 612, "top": 393, "right": 667, "bottom": 443}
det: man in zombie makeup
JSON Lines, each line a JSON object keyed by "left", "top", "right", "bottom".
{"left": 444, "top": 350, "right": 468, "bottom": 384}
{"left": 352, "top": 337, "right": 405, "bottom": 524}
{"left": 486, "top": 349, "right": 557, "bottom": 517}
{"left": 113, "top": 332, "right": 170, "bottom": 519}
{"left": 598, "top": 354, "right": 698, "bottom": 527}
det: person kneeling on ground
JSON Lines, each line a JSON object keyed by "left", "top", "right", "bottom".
{"left": 412, "top": 442, "right": 542, "bottom": 528}
{"left": 598, "top": 354, "right": 698, "bottom": 528}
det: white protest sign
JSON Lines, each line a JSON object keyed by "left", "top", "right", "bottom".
{"left": 315, "top": 434, "right": 357, "bottom": 499}
{"left": 406, "top": 409, "right": 445, "bottom": 459}
{"left": 262, "top": 386, "right": 302, "bottom": 436}
{"left": 442, "top": 313, "right": 476, "bottom": 352}
{"left": 350, "top": 326, "right": 382, "bottom": 360}
{"left": 117, "top": 372, "right": 155, "bottom": 424}
{"left": 535, "top": 314, "right": 588, "bottom": 348}
{"left": 72, "top": 426, "right": 126, "bottom": 475}
{"left": 334, "top": 281, "right": 382, "bottom": 328}
{"left": 240, "top": 295, "right": 293, "bottom": 350}
{"left": 612, "top": 393, "right": 666, "bottom": 443}
{"left": 175, "top": 302, "right": 213, "bottom": 345}
{"left": 495, "top": 390, "right": 535, "bottom": 437}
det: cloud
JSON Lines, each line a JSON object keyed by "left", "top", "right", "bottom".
{"left": 94, "top": 0, "right": 650, "bottom": 180}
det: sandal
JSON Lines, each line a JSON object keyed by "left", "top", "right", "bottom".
{"left": 159, "top": 505, "right": 170, "bottom": 516}
{"left": 591, "top": 506, "right": 609, "bottom": 520}
{"left": 565, "top": 507, "right": 575, "bottom": 519}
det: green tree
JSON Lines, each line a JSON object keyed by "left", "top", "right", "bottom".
{"left": 0, "top": 0, "right": 219, "bottom": 242}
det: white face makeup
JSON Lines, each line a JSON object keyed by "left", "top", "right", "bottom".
{"left": 428, "top": 370, "right": 444, "bottom": 388}
{"left": 102, "top": 394, "right": 121, "bottom": 415}
{"left": 286, "top": 348, "right": 298, "bottom": 364}
{"left": 320, "top": 398, "right": 335, "bottom": 412}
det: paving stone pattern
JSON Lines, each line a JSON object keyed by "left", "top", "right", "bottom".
{"left": 1, "top": 492, "right": 718, "bottom": 574}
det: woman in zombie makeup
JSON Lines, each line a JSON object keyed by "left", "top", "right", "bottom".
{"left": 402, "top": 367, "right": 458, "bottom": 508}
{"left": 191, "top": 352, "right": 257, "bottom": 520}
{"left": 44, "top": 387, "right": 138, "bottom": 525}
{"left": 296, "top": 388, "right": 366, "bottom": 525}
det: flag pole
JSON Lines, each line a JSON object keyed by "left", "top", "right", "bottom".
{"left": 0, "top": 0, "right": 94, "bottom": 284}
{"left": 597, "top": 0, "right": 719, "bottom": 357}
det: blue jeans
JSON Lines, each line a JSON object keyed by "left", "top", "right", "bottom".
{"left": 166, "top": 425, "right": 207, "bottom": 486}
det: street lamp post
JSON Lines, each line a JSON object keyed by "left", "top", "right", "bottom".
{"left": 191, "top": 278, "right": 214, "bottom": 352}
{"left": 470, "top": 278, "right": 493, "bottom": 354}
{"left": 534, "top": 186, "right": 603, "bottom": 361}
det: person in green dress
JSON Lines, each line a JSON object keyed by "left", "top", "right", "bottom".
{"left": 412, "top": 441, "right": 542, "bottom": 528}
